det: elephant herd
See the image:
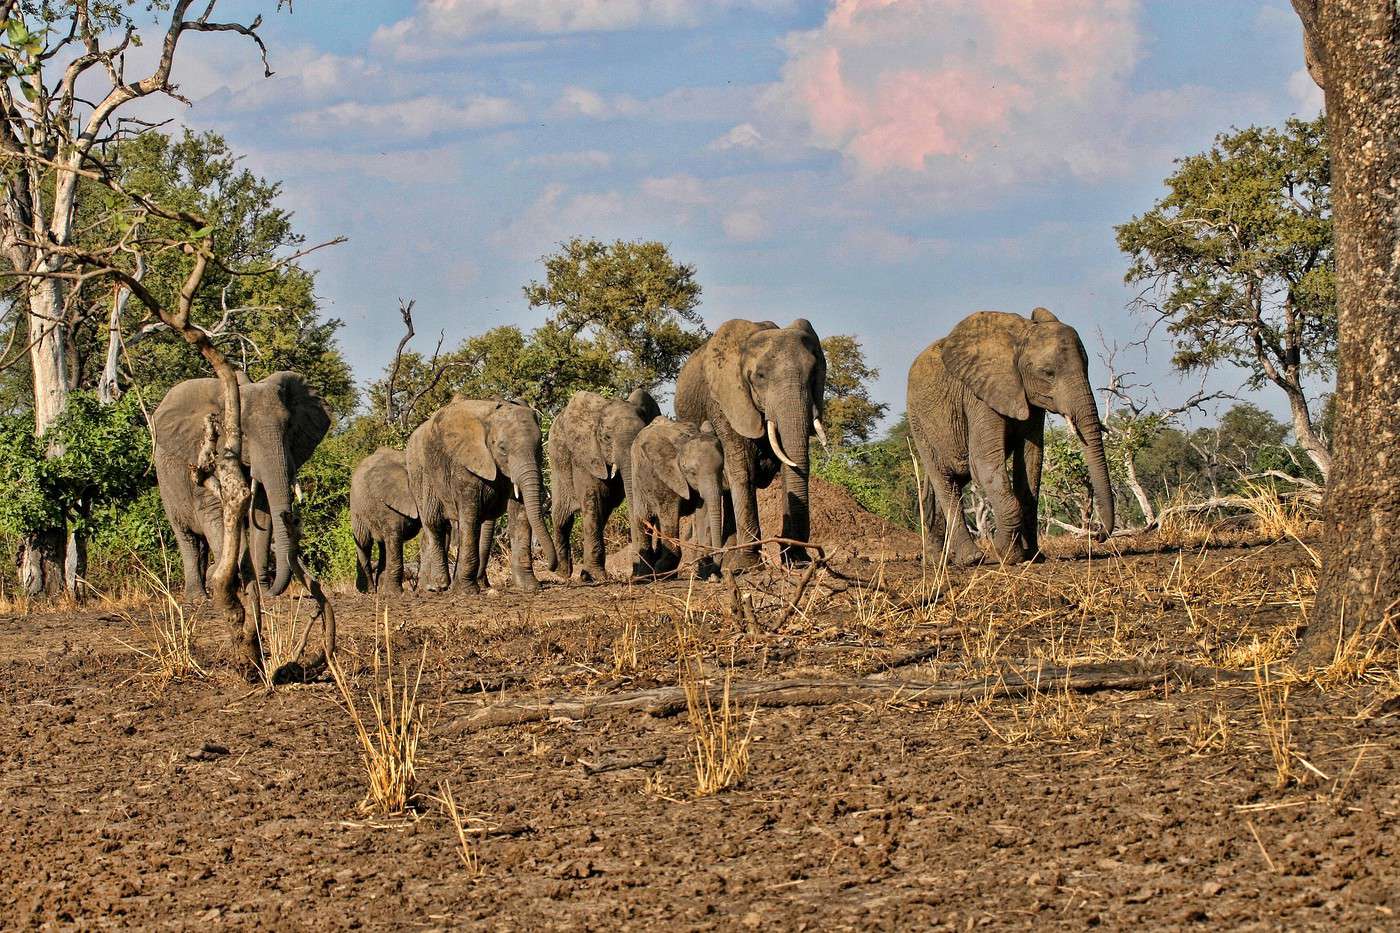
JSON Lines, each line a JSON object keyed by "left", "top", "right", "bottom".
{"left": 149, "top": 310, "right": 1114, "bottom": 601}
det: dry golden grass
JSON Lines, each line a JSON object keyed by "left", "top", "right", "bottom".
{"left": 434, "top": 781, "right": 483, "bottom": 878}
{"left": 679, "top": 651, "right": 756, "bottom": 797}
{"left": 114, "top": 566, "right": 204, "bottom": 688}
{"left": 1255, "top": 663, "right": 1296, "bottom": 789}
{"left": 329, "top": 609, "right": 427, "bottom": 815}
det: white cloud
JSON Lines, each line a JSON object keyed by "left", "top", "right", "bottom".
{"left": 641, "top": 174, "right": 713, "bottom": 205}
{"left": 289, "top": 95, "right": 524, "bottom": 140}
{"left": 1288, "top": 66, "right": 1324, "bottom": 114}
{"left": 709, "top": 122, "right": 764, "bottom": 151}
{"left": 373, "top": 0, "right": 795, "bottom": 58}
{"left": 552, "top": 86, "right": 643, "bottom": 120}
{"left": 834, "top": 226, "right": 949, "bottom": 265}
{"left": 722, "top": 208, "right": 768, "bottom": 242}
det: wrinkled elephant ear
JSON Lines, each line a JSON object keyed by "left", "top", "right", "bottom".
{"left": 1031, "top": 306, "right": 1059, "bottom": 323}
{"left": 440, "top": 410, "right": 496, "bottom": 481}
{"left": 264, "top": 372, "right": 331, "bottom": 469}
{"left": 628, "top": 388, "right": 661, "bottom": 423}
{"left": 712, "top": 329, "right": 765, "bottom": 440}
{"left": 790, "top": 318, "right": 827, "bottom": 409}
{"left": 641, "top": 427, "right": 690, "bottom": 499}
{"left": 577, "top": 420, "right": 611, "bottom": 481}
{"left": 152, "top": 378, "right": 221, "bottom": 464}
{"left": 939, "top": 312, "right": 1031, "bottom": 421}
{"left": 381, "top": 452, "right": 420, "bottom": 519}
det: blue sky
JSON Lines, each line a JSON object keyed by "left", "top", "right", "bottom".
{"left": 166, "top": 0, "right": 1321, "bottom": 428}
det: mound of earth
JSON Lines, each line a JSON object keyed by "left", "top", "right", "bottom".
{"left": 757, "top": 475, "right": 922, "bottom": 561}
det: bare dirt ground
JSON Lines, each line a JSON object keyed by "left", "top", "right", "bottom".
{"left": 2, "top": 530, "right": 1397, "bottom": 930}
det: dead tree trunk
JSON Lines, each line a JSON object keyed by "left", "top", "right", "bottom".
{"left": 1291, "top": 0, "right": 1400, "bottom": 666}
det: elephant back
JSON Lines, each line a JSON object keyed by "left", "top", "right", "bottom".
{"left": 352, "top": 447, "right": 417, "bottom": 520}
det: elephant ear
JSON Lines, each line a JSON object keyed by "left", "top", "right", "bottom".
{"left": 711, "top": 323, "right": 767, "bottom": 440}
{"left": 439, "top": 406, "right": 496, "bottom": 481}
{"left": 576, "top": 418, "right": 611, "bottom": 482}
{"left": 265, "top": 372, "right": 332, "bottom": 469}
{"left": 938, "top": 312, "right": 1030, "bottom": 421}
{"left": 152, "top": 378, "right": 221, "bottom": 464}
{"left": 1031, "top": 306, "right": 1060, "bottom": 323}
{"left": 641, "top": 426, "right": 690, "bottom": 499}
{"left": 628, "top": 388, "right": 661, "bottom": 424}
{"left": 791, "top": 319, "right": 828, "bottom": 412}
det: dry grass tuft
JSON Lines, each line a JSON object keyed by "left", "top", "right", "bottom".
{"left": 679, "top": 652, "right": 756, "bottom": 797}
{"left": 434, "top": 781, "right": 483, "bottom": 878}
{"left": 116, "top": 567, "right": 204, "bottom": 688}
{"left": 329, "top": 610, "right": 427, "bottom": 815}
{"left": 1255, "top": 663, "right": 1295, "bottom": 789}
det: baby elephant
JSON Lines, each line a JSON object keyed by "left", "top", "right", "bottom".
{"left": 630, "top": 418, "right": 727, "bottom": 579}
{"left": 350, "top": 447, "right": 421, "bottom": 593}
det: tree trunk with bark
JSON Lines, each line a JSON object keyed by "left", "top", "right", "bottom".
{"left": 1291, "top": 0, "right": 1400, "bottom": 665}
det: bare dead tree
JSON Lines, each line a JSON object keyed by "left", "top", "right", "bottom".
{"left": 0, "top": 0, "right": 284, "bottom": 595}
{"left": 382, "top": 297, "right": 462, "bottom": 438}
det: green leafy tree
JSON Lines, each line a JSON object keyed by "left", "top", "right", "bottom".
{"left": 820, "top": 334, "right": 889, "bottom": 445}
{"left": 523, "top": 237, "right": 707, "bottom": 394}
{"left": 1117, "top": 115, "right": 1334, "bottom": 478}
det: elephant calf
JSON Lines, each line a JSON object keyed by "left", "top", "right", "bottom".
{"left": 907, "top": 307, "right": 1114, "bottom": 565}
{"left": 629, "top": 418, "right": 727, "bottom": 580}
{"left": 548, "top": 388, "right": 660, "bottom": 582}
{"left": 350, "top": 447, "right": 421, "bottom": 593}
{"left": 406, "top": 398, "right": 557, "bottom": 594}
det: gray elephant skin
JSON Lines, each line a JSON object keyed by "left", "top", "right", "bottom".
{"left": 548, "top": 388, "right": 660, "bottom": 582}
{"left": 675, "top": 318, "right": 827, "bottom": 570}
{"left": 629, "top": 417, "right": 727, "bottom": 579}
{"left": 152, "top": 371, "right": 331, "bottom": 600}
{"left": 350, "top": 447, "right": 421, "bottom": 594}
{"left": 405, "top": 398, "right": 558, "bottom": 593}
{"left": 907, "top": 308, "right": 1114, "bottom": 565}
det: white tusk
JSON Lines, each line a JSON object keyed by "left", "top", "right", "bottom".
{"left": 814, "top": 418, "right": 829, "bottom": 450}
{"left": 607, "top": 463, "right": 616, "bottom": 480}
{"left": 513, "top": 482, "right": 520, "bottom": 500}
{"left": 767, "top": 420, "right": 801, "bottom": 469}
{"left": 293, "top": 482, "right": 303, "bottom": 503}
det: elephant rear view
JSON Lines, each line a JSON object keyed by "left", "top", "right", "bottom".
{"left": 405, "top": 398, "right": 557, "bottom": 594}
{"left": 350, "top": 447, "right": 421, "bottom": 594}
{"left": 548, "top": 388, "right": 660, "bottom": 582}
{"left": 629, "top": 418, "right": 727, "bottom": 580}
{"left": 152, "top": 371, "right": 331, "bottom": 600}
{"left": 675, "top": 318, "right": 827, "bottom": 571}
{"left": 907, "top": 308, "right": 1114, "bottom": 565}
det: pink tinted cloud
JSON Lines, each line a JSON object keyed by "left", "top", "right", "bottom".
{"left": 774, "top": 0, "right": 1139, "bottom": 173}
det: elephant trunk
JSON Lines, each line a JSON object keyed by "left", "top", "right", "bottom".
{"left": 702, "top": 476, "right": 725, "bottom": 552}
{"left": 1065, "top": 383, "right": 1114, "bottom": 542}
{"left": 774, "top": 393, "right": 812, "bottom": 543}
{"left": 513, "top": 455, "right": 558, "bottom": 570}
{"left": 261, "top": 444, "right": 297, "bottom": 597}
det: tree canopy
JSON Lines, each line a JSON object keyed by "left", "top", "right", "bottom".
{"left": 820, "top": 334, "right": 889, "bottom": 446}
{"left": 1116, "top": 115, "right": 1333, "bottom": 476}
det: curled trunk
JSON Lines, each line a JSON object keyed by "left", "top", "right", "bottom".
{"left": 1069, "top": 388, "right": 1114, "bottom": 540}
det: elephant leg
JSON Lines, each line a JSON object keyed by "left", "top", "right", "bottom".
{"left": 452, "top": 499, "right": 482, "bottom": 594}
{"left": 552, "top": 495, "right": 575, "bottom": 583}
{"left": 353, "top": 529, "right": 373, "bottom": 594}
{"left": 384, "top": 532, "right": 406, "bottom": 593}
{"left": 1012, "top": 417, "right": 1045, "bottom": 559}
{"left": 652, "top": 502, "right": 682, "bottom": 577}
{"left": 174, "top": 527, "right": 207, "bottom": 601}
{"left": 506, "top": 499, "right": 540, "bottom": 593}
{"left": 579, "top": 484, "right": 608, "bottom": 583}
{"left": 723, "top": 444, "right": 763, "bottom": 573}
{"left": 969, "top": 416, "right": 1026, "bottom": 564}
{"left": 929, "top": 470, "right": 982, "bottom": 566}
{"left": 374, "top": 537, "right": 387, "bottom": 591}
{"left": 476, "top": 517, "right": 495, "bottom": 588}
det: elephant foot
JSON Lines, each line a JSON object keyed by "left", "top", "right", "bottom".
{"left": 513, "top": 575, "right": 541, "bottom": 594}
{"left": 721, "top": 547, "right": 763, "bottom": 574}
{"left": 578, "top": 566, "right": 609, "bottom": 584}
{"left": 450, "top": 578, "right": 480, "bottom": 595}
{"left": 780, "top": 543, "right": 812, "bottom": 568}
{"left": 694, "top": 557, "right": 723, "bottom": 582}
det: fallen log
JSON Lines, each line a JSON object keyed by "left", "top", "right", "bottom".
{"left": 442, "top": 659, "right": 1248, "bottom": 734}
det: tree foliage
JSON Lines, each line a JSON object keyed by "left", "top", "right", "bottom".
{"left": 820, "top": 334, "right": 889, "bottom": 446}
{"left": 1116, "top": 115, "right": 1333, "bottom": 473}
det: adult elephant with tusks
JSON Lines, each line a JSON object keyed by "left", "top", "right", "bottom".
{"left": 907, "top": 307, "right": 1115, "bottom": 566}
{"left": 675, "top": 318, "right": 827, "bottom": 571}
{"left": 152, "top": 371, "right": 331, "bottom": 601}
{"left": 405, "top": 398, "right": 557, "bottom": 594}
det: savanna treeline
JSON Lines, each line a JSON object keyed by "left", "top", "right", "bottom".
{"left": 0, "top": 109, "right": 1338, "bottom": 595}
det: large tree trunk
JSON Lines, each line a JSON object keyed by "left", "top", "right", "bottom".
{"left": 1291, "top": 0, "right": 1400, "bottom": 666}
{"left": 21, "top": 274, "right": 71, "bottom": 596}
{"left": 1284, "top": 380, "right": 1332, "bottom": 479}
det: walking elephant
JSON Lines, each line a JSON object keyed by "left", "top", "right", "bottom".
{"left": 152, "top": 371, "right": 331, "bottom": 601}
{"left": 405, "top": 398, "right": 557, "bottom": 594}
{"left": 629, "top": 418, "right": 727, "bottom": 580}
{"left": 350, "top": 447, "right": 420, "bottom": 594}
{"left": 675, "top": 318, "right": 827, "bottom": 570}
{"left": 907, "top": 308, "right": 1114, "bottom": 565}
{"left": 548, "top": 388, "right": 660, "bottom": 582}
